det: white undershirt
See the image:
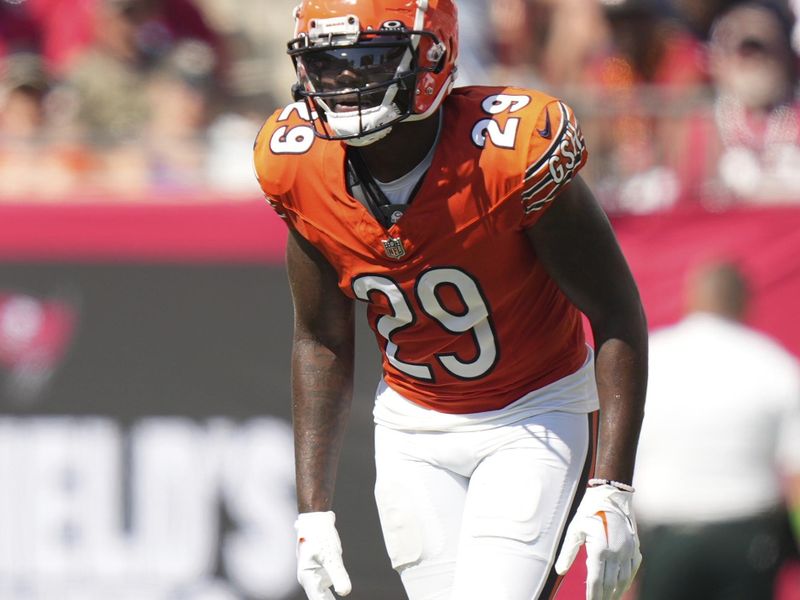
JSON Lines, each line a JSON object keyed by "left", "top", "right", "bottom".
{"left": 373, "top": 346, "right": 598, "bottom": 432}
{"left": 374, "top": 117, "right": 441, "bottom": 205}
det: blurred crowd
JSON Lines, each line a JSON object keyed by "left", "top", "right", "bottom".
{"left": 2, "top": 0, "right": 800, "bottom": 211}
{"left": 0, "top": 0, "right": 293, "bottom": 200}
{"left": 471, "top": 0, "right": 800, "bottom": 212}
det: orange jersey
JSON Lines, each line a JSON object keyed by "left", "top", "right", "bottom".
{"left": 254, "top": 86, "right": 589, "bottom": 414}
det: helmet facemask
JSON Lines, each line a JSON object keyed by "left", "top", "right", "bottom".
{"left": 288, "top": 16, "right": 446, "bottom": 146}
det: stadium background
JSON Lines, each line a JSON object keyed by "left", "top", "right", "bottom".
{"left": 2, "top": 0, "right": 800, "bottom": 598}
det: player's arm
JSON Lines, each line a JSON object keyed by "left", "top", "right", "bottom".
{"left": 287, "top": 228, "right": 355, "bottom": 511}
{"left": 527, "top": 175, "right": 646, "bottom": 600}
{"left": 527, "top": 175, "right": 647, "bottom": 483}
{"left": 287, "top": 228, "right": 354, "bottom": 599}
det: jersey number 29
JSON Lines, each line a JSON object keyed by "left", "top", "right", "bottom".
{"left": 352, "top": 268, "right": 498, "bottom": 381}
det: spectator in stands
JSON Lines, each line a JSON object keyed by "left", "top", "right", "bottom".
{"left": 23, "top": 0, "right": 223, "bottom": 76}
{"left": 142, "top": 40, "right": 217, "bottom": 191}
{"left": 64, "top": 0, "right": 157, "bottom": 140}
{"left": 64, "top": 0, "right": 224, "bottom": 141}
{"left": 205, "top": 91, "right": 267, "bottom": 193}
{"left": 0, "top": 53, "right": 49, "bottom": 141}
{"left": 536, "top": 0, "right": 609, "bottom": 90}
{"left": 77, "top": 39, "right": 221, "bottom": 199}
{"left": 671, "top": 0, "right": 739, "bottom": 39}
{"left": 0, "top": 0, "right": 42, "bottom": 61}
{"left": 454, "top": 0, "right": 495, "bottom": 85}
{"left": 486, "top": 0, "right": 536, "bottom": 76}
{"left": 0, "top": 52, "right": 92, "bottom": 198}
{"left": 633, "top": 260, "right": 800, "bottom": 600}
{"left": 590, "top": 0, "right": 708, "bottom": 89}
{"left": 703, "top": 1, "right": 800, "bottom": 204}
{"left": 476, "top": 0, "right": 610, "bottom": 90}
{"left": 576, "top": 0, "right": 709, "bottom": 213}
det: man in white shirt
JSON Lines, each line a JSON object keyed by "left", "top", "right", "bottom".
{"left": 634, "top": 260, "right": 800, "bottom": 599}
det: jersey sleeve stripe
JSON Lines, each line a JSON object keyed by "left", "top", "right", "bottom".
{"left": 523, "top": 173, "right": 576, "bottom": 214}
{"left": 264, "top": 195, "right": 289, "bottom": 219}
{"left": 523, "top": 102, "right": 571, "bottom": 182}
{"left": 522, "top": 173, "right": 555, "bottom": 200}
{"left": 523, "top": 118, "right": 581, "bottom": 196}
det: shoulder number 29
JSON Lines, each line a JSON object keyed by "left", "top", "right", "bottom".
{"left": 269, "top": 102, "right": 316, "bottom": 155}
{"left": 471, "top": 94, "right": 531, "bottom": 149}
{"left": 352, "top": 268, "right": 498, "bottom": 381}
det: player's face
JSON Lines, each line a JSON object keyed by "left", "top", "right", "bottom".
{"left": 296, "top": 42, "right": 410, "bottom": 112}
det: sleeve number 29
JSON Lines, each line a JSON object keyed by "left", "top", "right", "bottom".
{"left": 352, "top": 268, "right": 498, "bottom": 381}
{"left": 471, "top": 94, "right": 531, "bottom": 149}
{"left": 269, "top": 102, "right": 316, "bottom": 155}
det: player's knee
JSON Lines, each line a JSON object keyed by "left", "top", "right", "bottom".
{"left": 383, "top": 522, "right": 424, "bottom": 571}
{"left": 464, "top": 513, "right": 553, "bottom": 563}
{"left": 375, "top": 480, "right": 425, "bottom": 570}
{"left": 468, "top": 516, "right": 542, "bottom": 547}
{"left": 400, "top": 560, "right": 457, "bottom": 600}
{"left": 466, "top": 494, "right": 544, "bottom": 546}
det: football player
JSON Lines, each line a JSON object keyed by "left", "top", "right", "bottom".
{"left": 253, "top": 1, "right": 647, "bottom": 599}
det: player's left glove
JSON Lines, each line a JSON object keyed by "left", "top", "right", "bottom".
{"left": 555, "top": 483, "right": 642, "bottom": 600}
{"left": 295, "top": 511, "right": 352, "bottom": 600}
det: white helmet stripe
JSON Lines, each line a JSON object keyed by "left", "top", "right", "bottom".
{"left": 411, "top": 1, "right": 427, "bottom": 50}
{"left": 292, "top": 4, "right": 302, "bottom": 38}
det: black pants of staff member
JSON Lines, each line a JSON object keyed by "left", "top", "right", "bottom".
{"left": 637, "top": 509, "right": 796, "bottom": 600}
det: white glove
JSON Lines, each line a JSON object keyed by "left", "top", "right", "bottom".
{"left": 555, "top": 484, "right": 642, "bottom": 600}
{"left": 295, "top": 511, "right": 352, "bottom": 600}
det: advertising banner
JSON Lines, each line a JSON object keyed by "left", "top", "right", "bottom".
{"left": 0, "top": 255, "right": 401, "bottom": 599}
{"left": 2, "top": 201, "right": 800, "bottom": 600}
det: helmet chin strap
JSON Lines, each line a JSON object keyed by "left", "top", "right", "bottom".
{"left": 324, "top": 101, "right": 402, "bottom": 146}
{"left": 340, "top": 72, "right": 454, "bottom": 146}
{"left": 343, "top": 126, "right": 393, "bottom": 147}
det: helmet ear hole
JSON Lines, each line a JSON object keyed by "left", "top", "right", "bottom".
{"left": 434, "top": 51, "right": 445, "bottom": 75}
{"left": 431, "top": 36, "right": 455, "bottom": 74}
{"left": 426, "top": 40, "right": 447, "bottom": 74}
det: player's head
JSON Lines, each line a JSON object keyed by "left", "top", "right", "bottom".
{"left": 685, "top": 260, "right": 750, "bottom": 321}
{"left": 709, "top": 1, "right": 797, "bottom": 109}
{"left": 288, "top": 0, "right": 458, "bottom": 146}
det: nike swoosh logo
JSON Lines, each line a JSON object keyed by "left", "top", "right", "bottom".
{"left": 537, "top": 108, "right": 552, "bottom": 139}
{"left": 594, "top": 510, "right": 609, "bottom": 544}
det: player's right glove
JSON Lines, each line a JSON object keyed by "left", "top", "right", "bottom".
{"left": 295, "top": 511, "right": 352, "bottom": 600}
{"left": 555, "top": 483, "right": 642, "bottom": 600}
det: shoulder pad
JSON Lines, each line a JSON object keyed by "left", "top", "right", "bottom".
{"left": 450, "top": 86, "right": 587, "bottom": 227}
{"left": 520, "top": 97, "right": 587, "bottom": 216}
{"left": 253, "top": 102, "right": 321, "bottom": 215}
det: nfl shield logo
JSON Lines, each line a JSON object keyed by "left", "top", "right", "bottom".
{"left": 381, "top": 237, "right": 406, "bottom": 260}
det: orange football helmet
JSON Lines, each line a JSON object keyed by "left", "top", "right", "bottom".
{"left": 288, "top": 0, "right": 459, "bottom": 145}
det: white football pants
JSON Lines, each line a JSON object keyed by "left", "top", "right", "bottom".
{"left": 374, "top": 411, "right": 596, "bottom": 600}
